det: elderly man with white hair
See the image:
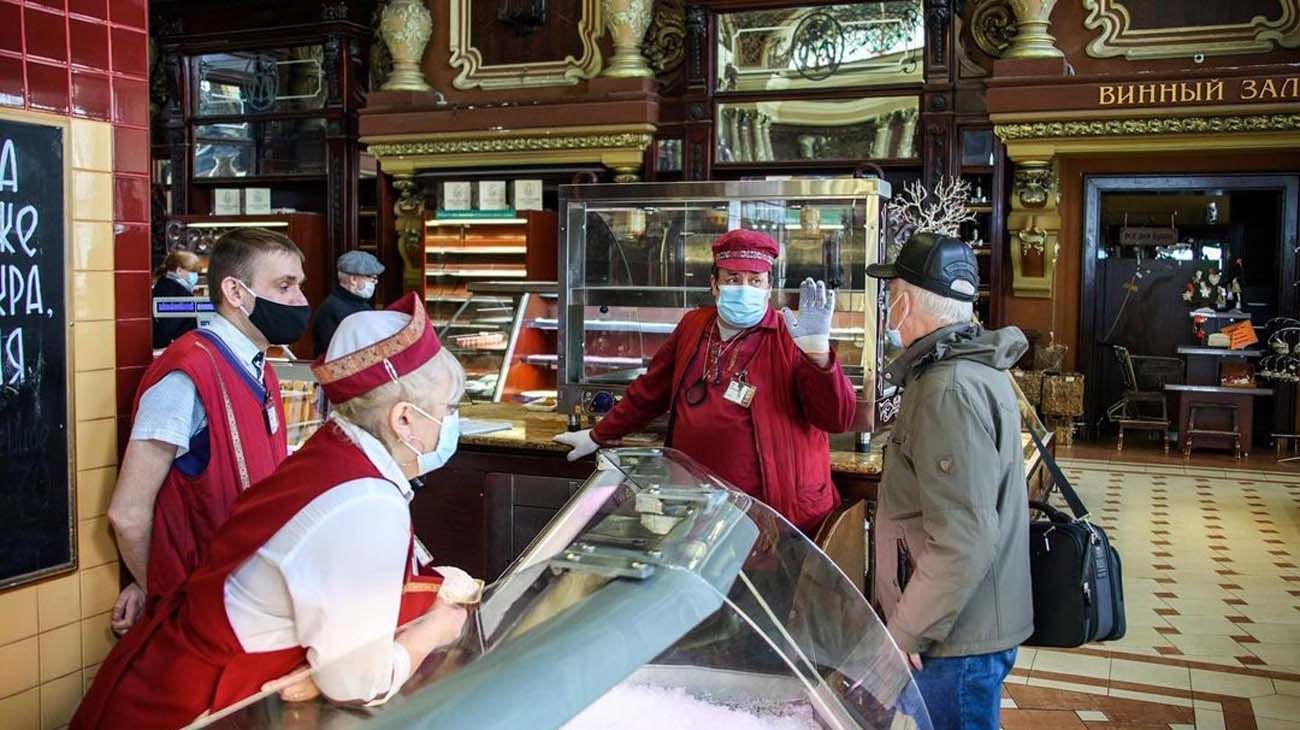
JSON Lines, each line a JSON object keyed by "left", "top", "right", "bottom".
{"left": 74, "top": 292, "right": 477, "bottom": 730}
{"left": 866, "top": 232, "right": 1033, "bottom": 730}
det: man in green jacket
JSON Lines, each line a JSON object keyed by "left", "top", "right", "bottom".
{"left": 867, "top": 232, "right": 1033, "bottom": 730}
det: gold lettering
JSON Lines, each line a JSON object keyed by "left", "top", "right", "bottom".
{"left": 1282, "top": 77, "right": 1300, "bottom": 99}
{"left": 1137, "top": 84, "right": 1157, "bottom": 105}
{"left": 1205, "top": 79, "right": 1224, "bottom": 101}
{"left": 1180, "top": 82, "right": 1201, "bottom": 103}
{"left": 1159, "top": 83, "right": 1179, "bottom": 103}
{"left": 1259, "top": 78, "right": 1279, "bottom": 99}
{"left": 1099, "top": 86, "right": 1116, "bottom": 105}
{"left": 1241, "top": 79, "right": 1258, "bottom": 100}
{"left": 1117, "top": 85, "right": 1136, "bottom": 105}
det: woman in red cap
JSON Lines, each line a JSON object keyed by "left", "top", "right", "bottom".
{"left": 73, "top": 293, "right": 476, "bottom": 729}
{"left": 554, "top": 229, "right": 858, "bottom": 533}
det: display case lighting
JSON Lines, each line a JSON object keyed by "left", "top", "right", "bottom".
{"left": 185, "top": 221, "right": 291, "bottom": 229}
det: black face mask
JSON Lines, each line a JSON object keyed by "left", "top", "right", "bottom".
{"left": 238, "top": 282, "right": 311, "bottom": 345}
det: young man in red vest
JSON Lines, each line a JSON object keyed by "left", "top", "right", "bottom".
{"left": 74, "top": 293, "right": 471, "bottom": 729}
{"left": 554, "top": 229, "right": 858, "bottom": 533}
{"left": 107, "top": 229, "right": 311, "bottom": 633}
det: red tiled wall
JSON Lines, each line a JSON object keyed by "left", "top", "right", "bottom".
{"left": 0, "top": 0, "right": 150, "bottom": 454}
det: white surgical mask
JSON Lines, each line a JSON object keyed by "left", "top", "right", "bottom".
{"left": 400, "top": 403, "right": 459, "bottom": 474}
{"left": 355, "top": 280, "right": 377, "bottom": 300}
{"left": 885, "top": 295, "right": 906, "bottom": 351}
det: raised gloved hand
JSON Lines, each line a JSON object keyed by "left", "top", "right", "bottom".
{"left": 782, "top": 277, "right": 834, "bottom": 354}
{"left": 552, "top": 429, "right": 599, "bottom": 462}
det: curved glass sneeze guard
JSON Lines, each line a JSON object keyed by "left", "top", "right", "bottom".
{"left": 201, "top": 449, "right": 931, "bottom": 730}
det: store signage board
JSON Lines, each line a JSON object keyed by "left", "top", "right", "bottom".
{"left": 1098, "top": 75, "right": 1299, "bottom": 107}
{"left": 1119, "top": 226, "right": 1178, "bottom": 247}
{"left": 0, "top": 118, "right": 73, "bottom": 589}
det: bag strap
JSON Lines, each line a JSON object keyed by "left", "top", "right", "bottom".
{"left": 1028, "top": 429, "right": 1090, "bottom": 521}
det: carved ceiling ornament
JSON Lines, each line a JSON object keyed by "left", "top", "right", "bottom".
{"left": 970, "top": 0, "right": 1017, "bottom": 57}
{"left": 644, "top": 0, "right": 686, "bottom": 76}
{"left": 449, "top": 0, "right": 604, "bottom": 90}
{"left": 1083, "top": 0, "right": 1300, "bottom": 59}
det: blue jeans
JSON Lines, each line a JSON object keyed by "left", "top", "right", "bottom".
{"left": 912, "top": 648, "right": 1016, "bottom": 730}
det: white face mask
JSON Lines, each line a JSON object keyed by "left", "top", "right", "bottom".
{"left": 354, "top": 280, "right": 377, "bottom": 300}
{"left": 399, "top": 403, "right": 459, "bottom": 475}
{"left": 885, "top": 294, "right": 907, "bottom": 351}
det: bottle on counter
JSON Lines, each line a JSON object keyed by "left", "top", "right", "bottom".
{"left": 567, "top": 404, "right": 582, "bottom": 433}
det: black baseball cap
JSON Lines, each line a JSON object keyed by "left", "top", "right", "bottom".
{"left": 866, "top": 231, "right": 980, "bottom": 302}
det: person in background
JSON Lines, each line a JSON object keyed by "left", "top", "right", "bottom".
{"left": 553, "top": 229, "right": 857, "bottom": 534}
{"left": 313, "top": 250, "right": 385, "bottom": 357}
{"left": 107, "top": 228, "right": 311, "bottom": 635}
{"left": 73, "top": 294, "right": 472, "bottom": 730}
{"left": 151, "top": 249, "right": 204, "bottom": 349}
{"left": 866, "top": 231, "right": 1033, "bottom": 730}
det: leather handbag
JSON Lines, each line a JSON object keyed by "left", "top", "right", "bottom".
{"left": 1025, "top": 431, "right": 1127, "bottom": 647}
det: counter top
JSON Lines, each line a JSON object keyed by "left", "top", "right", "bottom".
{"left": 458, "top": 403, "right": 884, "bottom": 475}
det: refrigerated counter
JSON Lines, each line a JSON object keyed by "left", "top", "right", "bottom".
{"left": 197, "top": 448, "right": 933, "bottom": 730}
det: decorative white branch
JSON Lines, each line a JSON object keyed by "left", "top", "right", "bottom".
{"left": 887, "top": 177, "right": 979, "bottom": 239}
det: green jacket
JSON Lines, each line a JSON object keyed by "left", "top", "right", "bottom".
{"left": 874, "top": 323, "right": 1034, "bottom": 657}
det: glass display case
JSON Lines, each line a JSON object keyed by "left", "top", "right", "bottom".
{"left": 557, "top": 180, "right": 891, "bottom": 426}
{"left": 439, "top": 281, "right": 559, "bottom": 403}
{"left": 199, "top": 448, "right": 932, "bottom": 730}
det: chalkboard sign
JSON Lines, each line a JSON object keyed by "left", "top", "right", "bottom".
{"left": 0, "top": 118, "right": 71, "bottom": 590}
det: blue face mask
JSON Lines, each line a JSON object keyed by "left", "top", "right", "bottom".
{"left": 716, "top": 285, "right": 770, "bottom": 329}
{"left": 885, "top": 295, "right": 906, "bottom": 351}
{"left": 402, "top": 405, "right": 460, "bottom": 474}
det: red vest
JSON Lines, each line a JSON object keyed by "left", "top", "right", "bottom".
{"left": 72, "top": 424, "right": 441, "bottom": 730}
{"left": 593, "top": 308, "right": 858, "bottom": 532}
{"left": 134, "top": 329, "right": 288, "bottom": 599}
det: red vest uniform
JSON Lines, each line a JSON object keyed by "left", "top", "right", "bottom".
{"left": 72, "top": 424, "right": 440, "bottom": 730}
{"left": 593, "top": 307, "right": 857, "bottom": 532}
{"left": 134, "top": 329, "right": 288, "bottom": 599}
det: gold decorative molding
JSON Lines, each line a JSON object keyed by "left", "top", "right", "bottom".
{"left": 393, "top": 175, "right": 425, "bottom": 292}
{"left": 1008, "top": 161, "right": 1059, "bottom": 298}
{"left": 995, "top": 113, "right": 1300, "bottom": 140}
{"left": 1005, "top": 0, "right": 1064, "bottom": 59}
{"left": 970, "top": 0, "right": 1017, "bottom": 57}
{"left": 644, "top": 0, "right": 686, "bottom": 76}
{"left": 1083, "top": 0, "right": 1300, "bottom": 59}
{"left": 448, "top": 0, "right": 604, "bottom": 90}
{"left": 363, "top": 124, "right": 656, "bottom": 176}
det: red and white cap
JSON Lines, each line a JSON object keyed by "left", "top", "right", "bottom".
{"left": 712, "top": 229, "right": 780, "bottom": 273}
{"left": 311, "top": 291, "right": 442, "bottom": 405}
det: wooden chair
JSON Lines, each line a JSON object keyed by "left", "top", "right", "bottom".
{"left": 1107, "top": 345, "right": 1179, "bottom": 453}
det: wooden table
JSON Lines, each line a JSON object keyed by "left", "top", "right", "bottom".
{"left": 1165, "top": 383, "right": 1273, "bottom": 457}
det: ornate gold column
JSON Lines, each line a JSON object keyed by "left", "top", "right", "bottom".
{"left": 380, "top": 0, "right": 435, "bottom": 92}
{"left": 1004, "top": 0, "right": 1064, "bottom": 59}
{"left": 1008, "top": 159, "right": 1059, "bottom": 297}
{"left": 393, "top": 175, "right": 426, "bottom": 292}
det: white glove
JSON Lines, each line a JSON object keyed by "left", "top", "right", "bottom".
{"left": 782, "top": 278, "right": 834, "bottom": 354}
{"left": 553, "top": 428, "right": 599, "bottom": 462}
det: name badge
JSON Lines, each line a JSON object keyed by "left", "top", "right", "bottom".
{"left": 723, "top": 377, "right": 756, "bottom": 408}
{"left": 266, "top": 404, "right": 279, "bottom": 435}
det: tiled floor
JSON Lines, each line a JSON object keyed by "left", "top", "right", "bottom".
{"left": 998, "top": 444, "right": 1300, "bottom": 729}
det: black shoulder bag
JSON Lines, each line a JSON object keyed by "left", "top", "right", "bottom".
{"left": 1025, "top": 430, "right": 1127, "bottom": 647}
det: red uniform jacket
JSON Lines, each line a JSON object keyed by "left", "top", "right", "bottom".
{"left": 133, "top": 329, "right": 288, "bottom": 599}
{"left": 72, "top": 424, "right": 441, "bottom": 730}
{"left": 593, "top": 307, "right": 857, "bottom": 532}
